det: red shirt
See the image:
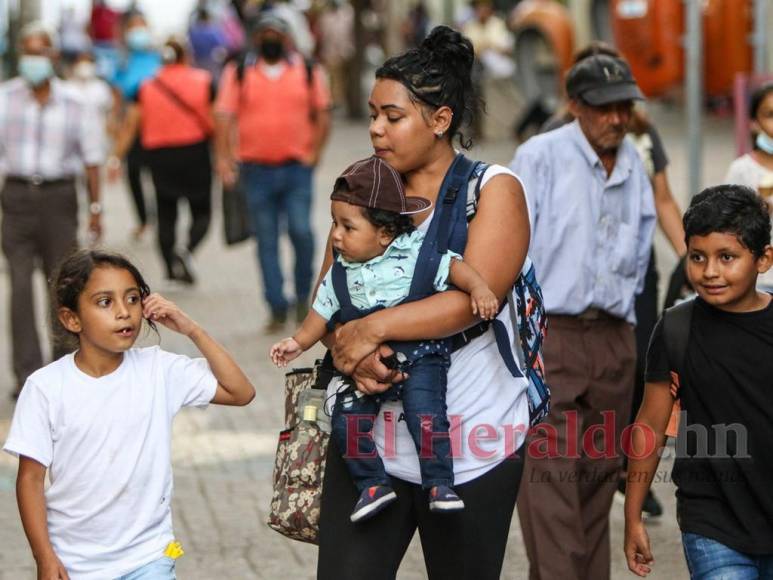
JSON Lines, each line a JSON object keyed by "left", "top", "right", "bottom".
{"left": 90, "top": 6, "right": 119, "bottom": 43}
{"left": 138, "top": 65, "right": 213, "bottom": 150}
{"left": 215, "top": 55, "right": 330, "bottom": 164}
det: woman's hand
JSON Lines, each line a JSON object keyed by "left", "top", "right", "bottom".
{"left": 142, "top": 294, "right": 199, "bottom": 337}
{"left": 350, "top": 345, "right": 407, "bottom": 395}
{"left": 331, "top": 318, "right": 383, "bottom": 375}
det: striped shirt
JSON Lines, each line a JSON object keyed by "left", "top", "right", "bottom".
{"left": 0, "top": 77, "right": 104, "bottom": 179}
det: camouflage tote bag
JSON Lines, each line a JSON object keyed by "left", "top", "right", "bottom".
{"left": 267, "top": 358, "right": 333, "bottom": 544}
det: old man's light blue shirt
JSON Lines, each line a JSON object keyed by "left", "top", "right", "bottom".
{"left": 509, "top": 121, "right": 656, "bottom": 324}
{"left": 313, "top": 230, "right": 460, "bottom": 321}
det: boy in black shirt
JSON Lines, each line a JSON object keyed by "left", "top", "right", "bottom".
{"left": 624, "top": 185, "right": 773, "bottom": 577}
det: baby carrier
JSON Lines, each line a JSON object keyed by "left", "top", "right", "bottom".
{"left": 327, "top": 154, "right": 550, "bottom": 427}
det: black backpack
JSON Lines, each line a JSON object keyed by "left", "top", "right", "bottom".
{"left": 661, "top": 298, "right": 694, "bottom": 436}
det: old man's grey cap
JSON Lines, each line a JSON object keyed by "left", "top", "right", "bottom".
{"left": 566, "top": 54, "right": 644, "bottom": 106}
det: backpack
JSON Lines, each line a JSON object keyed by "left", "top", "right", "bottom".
{"left": 662, "top": 298, "right": 694, "bottom": 437}
{"left": 329, "top": 154, "right": 551, "bottom": 427}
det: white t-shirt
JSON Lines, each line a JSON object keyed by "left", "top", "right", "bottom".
{"left": 724, "top": 153, "right": 773, "bottom": 190}
{"left": 3, "top": 347, "right": 218, "bottom": 580}
{"left": 326, "top": 164, "right": 531, "bottom": 485}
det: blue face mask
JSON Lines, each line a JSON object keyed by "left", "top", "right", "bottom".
{"left": 18, "top": 55, "right": 54, "bottom": 87}
{"left": 126, "top": 28, "right": 152, "bottom": 52}
{"left": 757, "top": 132, "right": 773, "bottom": 155}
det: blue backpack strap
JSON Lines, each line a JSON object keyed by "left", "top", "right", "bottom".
{"left": 325, "top": 257, "right": 387, "bottom": 333}
{"left": 326, "top": 257, "right": 353, "bottom": 333}
{"left": 407, "top": 154, "right": 478, "bottom": 299}
{"left": 490, "top": 318, "right": 524, "bottom": 378}
{"left": 331, "top": 259, "right": 352, "bottom": 309}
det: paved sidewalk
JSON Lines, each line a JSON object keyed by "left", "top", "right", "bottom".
{"left": 0, "top": 108, "right": 732, "bottom": 579}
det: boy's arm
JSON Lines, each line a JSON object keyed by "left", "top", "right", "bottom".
{"left": 447, "top": 258, "right": 499, "bottom": 319}
{"left": 294, "top": 309, "right": 330, "bottom": 350}
{"left": 623, "top": 380, "right": 674, "bottom": 577}
{"left": 17, "top": 457, "right": 69, "bottom": 579}
{"left": 447, "top": 258, "right": 490, "bottom": 295}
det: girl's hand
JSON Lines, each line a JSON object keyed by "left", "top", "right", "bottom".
{"left": 470, "top": 285, "right": 499, "bottom": 320}
{"left": 37, "top": 554, "right": 69, "bottom": 580}
{"left": 270, "top": 338, "right": 303, "bottom": 367}
{"left": 624, "top": 520, "right": 654, "bottom": 577}
{"left": 351, "top": 345, "right": 407, "bottom": 395}
{"left": 332, "top": 318, "right": 382, "bottom": 375}
{"left": 142, "top": 294, "right": 199, "bottom": 337}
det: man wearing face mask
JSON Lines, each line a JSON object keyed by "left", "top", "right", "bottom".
{"left": 109, "top": 10, "right": 161, "bottom": 240}
{"left": 215, "top": 12, "right": 331, "bottom": 333}
{"left": 69, "top": 51, "right": 115, "bottom": 159}
{"left": 0, "top": 22, "right": 104, "bottom": 399}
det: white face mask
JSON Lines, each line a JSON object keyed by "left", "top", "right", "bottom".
{"left": 73, "top": 61, "right": 96, "bottom": 81}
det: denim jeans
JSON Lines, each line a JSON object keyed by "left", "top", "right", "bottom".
{"left": 240, "top": 162, "right": 315, "bottom": 312}
{"left": 683, "top": 532, "right": 773, "bottom": 579}
{"left": 115, "top": 556, "right": 176, "bottom": 580}
{"left": 331, "top": 354, "right": 453, "bottom": 491}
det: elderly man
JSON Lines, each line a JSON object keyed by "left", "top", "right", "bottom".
{"left": 0, "top": 23, "right": 104, "bottom": 398}
{"left": 216, "top": 12, "right": 330, "bottom": 332}
{"left": 509, "top": 55, "right": 656, "bottom": 580}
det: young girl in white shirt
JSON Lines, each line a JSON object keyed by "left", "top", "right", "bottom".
{"left": 726, "top": 82, "right": 773, "bottom": 292}
{"left": 3, "top": 250, "right": 255, "bottom": 580}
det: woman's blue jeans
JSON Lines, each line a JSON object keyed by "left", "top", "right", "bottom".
{"left": 683, "top": 532, "right": 773, "bottom": 579}
{"left": 240, "top": 162, "right": 315, "bottom": 313}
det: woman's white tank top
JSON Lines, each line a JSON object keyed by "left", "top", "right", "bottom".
{"left": 325, "top": 164, "right": 531, "bottom": 485}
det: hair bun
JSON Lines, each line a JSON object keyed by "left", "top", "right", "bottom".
{"left": 421, "top": 25, "right": 475, "bottom": 73}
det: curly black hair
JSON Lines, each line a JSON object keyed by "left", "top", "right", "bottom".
{"left": 362, "top": 207, "right": 416, "bottom": 240}
{"left": 684, "top": 184, "right": 771, "bottom": 257}
{"left": 376, "top": 25, "right": 481, "bottom": 149}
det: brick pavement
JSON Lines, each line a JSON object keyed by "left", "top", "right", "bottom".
{"left": 0, "top": 108, "right": 731, "bottom": 579}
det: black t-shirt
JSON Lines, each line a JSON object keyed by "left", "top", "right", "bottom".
{"left": 646, "top": 297, "right": 773, "bottom": 554}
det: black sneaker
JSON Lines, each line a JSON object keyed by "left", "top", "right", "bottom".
{"left": 642, "top": 490, "right": 663, "bottom": 518}
{"left": 429, "top": 485, "right": 465, "bottom": 513}
{"left": 350, "top": 485, "right": 397, "bottom": 523}
{"left": 617, "top": 478, "right": 663, "bottom": 518}
{"left": 264, "top": 309, "right": 287, "bottom": 334}
{"left": 170, "top": 250, "right": 196, "bottom": 285}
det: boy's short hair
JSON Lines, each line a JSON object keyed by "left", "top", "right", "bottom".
{"left": 683, "top": 184, "right": 771, "bottom": 257}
